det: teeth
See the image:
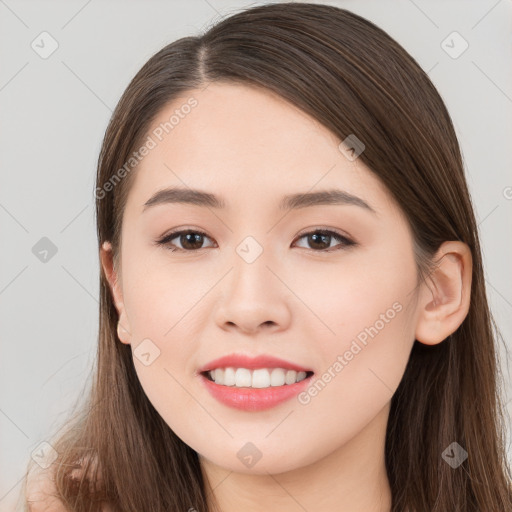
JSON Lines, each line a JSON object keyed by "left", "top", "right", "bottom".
{"left": 207, "top": 367, "right": 309, "bottom": 388}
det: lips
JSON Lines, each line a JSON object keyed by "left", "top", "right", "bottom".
{"left": 197, "top": 353, "right": 314, "bottom": 374}
{"left": 199, "top": 371, "right": 314, "bottom": 411}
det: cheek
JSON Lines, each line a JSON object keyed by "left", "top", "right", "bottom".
{"left": 122, "top": 271, "right": 204, "bottom": 428}
{"left": 290, "top": 238, "right": 417, "bottom": 342}
{"left": 288, "top": 287, "right": 415, "bottom": 464}
{"left": 118, "top": 253, "right": 221, "bottom": 415}
{"left": 292, "top": 243, "right": 417, "bottom": 406}
{"left": 121, "top": 244, "right": 211, "bottom": 341}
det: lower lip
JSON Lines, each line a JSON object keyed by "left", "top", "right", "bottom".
{"left": 199, "top": 372, "right": 314, "bottom": 411}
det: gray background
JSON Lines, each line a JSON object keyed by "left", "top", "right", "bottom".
{"left": 1, "top": 0, "right": 511, "bottom": 510}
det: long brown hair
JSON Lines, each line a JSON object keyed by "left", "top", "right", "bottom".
{"left": 21, "top": 3, "right": 512, "bottom": 511}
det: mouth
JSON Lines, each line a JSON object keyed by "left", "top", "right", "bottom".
{"left": 200, "top": 368, "right": 315, "bottom": 388}
{"left": 198, "top": 368, "right": 315, "bottom": 411}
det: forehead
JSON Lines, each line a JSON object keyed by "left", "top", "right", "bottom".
{"left": 125, "top": 82, "right": 391, "bottom": 216}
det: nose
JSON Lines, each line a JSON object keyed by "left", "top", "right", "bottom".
{"left": 213, "top": 250, "right": 292, "bottom": 335}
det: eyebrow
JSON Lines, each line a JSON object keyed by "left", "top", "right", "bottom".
{"left": 142, "top": 186, "right": 376, "bottom": 214}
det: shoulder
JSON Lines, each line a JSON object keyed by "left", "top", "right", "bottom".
{"left": 25, "top": 464, "right": 68, "bottom": 512}
{"left": 26, "top": 462, "right": 114, "bottom": 512}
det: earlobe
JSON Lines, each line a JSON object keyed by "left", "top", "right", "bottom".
{"left": 100, "top": 241, "right": 132, "bottom": 345}
{"left": 116, "top": 314, "right": 132, "bottom": 345}
{"left": 415, "top": 241, "right": 472, "bottom": 345}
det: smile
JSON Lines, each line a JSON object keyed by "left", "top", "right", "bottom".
{"left": 199, "top": 368, "right": 315, "bottom": 411}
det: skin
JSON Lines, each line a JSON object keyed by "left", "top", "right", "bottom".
{"left": 100, "top": 82, "right": 472, "bottom": 512}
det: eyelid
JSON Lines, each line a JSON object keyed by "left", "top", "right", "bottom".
{"left": 155, "top": 226, "right": 357, "bottom": 253}
{"left": 155, "top": 227, "right": 215, "bottom": 250}
{"left": 294, "top": 226, "right": 353, "bottom": 242}
{"left": 292, "top": 228, "right": 357, "bottom": 252}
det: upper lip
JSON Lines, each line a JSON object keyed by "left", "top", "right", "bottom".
{"left": 198, "top": 353, "right": 314, "bottom": 374}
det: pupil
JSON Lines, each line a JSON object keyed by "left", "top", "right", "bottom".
{"left": 178, "top": 232, "right": 332, "bottom": 251}
{"left": 182, "top": 232, "right": 203, "bottom": 250}
{"left": 310, "top": 233, "right": 329, "bottom": 249}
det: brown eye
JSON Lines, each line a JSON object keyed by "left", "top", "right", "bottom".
{"left": 156, "top": 230, "right": 215, "bottom": 252}
{"left": 156, "top": 228, "right": 356, "bottom": 253}
{"left": 294, "top": 229, "right": 356, "bottom": 252}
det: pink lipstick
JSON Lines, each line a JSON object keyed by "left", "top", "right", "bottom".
{"left": 197, "top": 353, "right": 314, "bottom": 411}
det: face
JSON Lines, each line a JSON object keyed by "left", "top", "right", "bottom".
{"left": 103, "top": 82, "right": 422, "bottom": 475}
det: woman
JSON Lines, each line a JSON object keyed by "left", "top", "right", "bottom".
{"left": 23, "top": 2, "right": 512, "bottom": 511}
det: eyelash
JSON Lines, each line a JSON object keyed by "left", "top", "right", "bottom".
{"left": 155, "top": 228, "right": 357, "bottom": 254}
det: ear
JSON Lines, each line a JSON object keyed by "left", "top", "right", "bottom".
{"left": 100, "top": 241, "right": 132, "bottom": 345}
{"left": 415, "top": 241, "right": 472, "bottom": 345}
